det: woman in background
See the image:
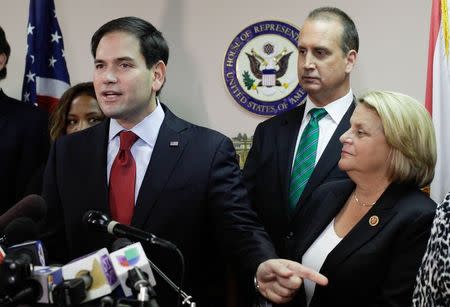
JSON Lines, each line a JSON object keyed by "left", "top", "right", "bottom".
{"left": 290, "top": 90, "right": 437, "bottom": 307}
{"left": 49, "top": 81, "right": 104, "bottom": 141}
{"left": 412, "top": 191, "right": 450, "bottom": 306}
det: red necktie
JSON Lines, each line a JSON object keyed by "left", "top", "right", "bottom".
{"left": 109, "top": 131, "right": 139, "bottom": 225}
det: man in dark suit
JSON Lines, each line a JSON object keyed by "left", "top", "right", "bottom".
{"left": 42, "top": 17, "right": 327, "bottom": 306}
{"left": 243, "top": 7, "right": 359, "bottom": 258}
{"left": 0, "top": 26, "right": 49, "bottom": 214}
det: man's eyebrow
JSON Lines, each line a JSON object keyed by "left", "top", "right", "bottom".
{"left": 94, "top": 57, "right": 135, "bottom": 63}
{"left": 115, "top": 56, "right": 134, "bottom": 62}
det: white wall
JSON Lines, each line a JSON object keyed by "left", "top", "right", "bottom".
{"left": 0, "top": 0, "right": 431, "bottom": 138}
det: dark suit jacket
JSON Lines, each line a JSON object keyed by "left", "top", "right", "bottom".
{"left": 290, "top": 179, "right": 436, "bottom": 307}
{"left": 0, "top": 89, "right": 49, "bottom": 214}
{"left": 42, "top": 104, "right": 277, "bottom": 306}
{"left": 242, "top": 102, "right": 355, "bottom": 257}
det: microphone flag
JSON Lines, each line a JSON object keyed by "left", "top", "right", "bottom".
{"left": 33, "top": 266, "right": 64, "bottom": 304}
{"left": 62, "top": 248, "right": 119, "bottom": 303}
{"left": 7, "top": 240, "right": 46, "bottom": 266}
{"left": 109, "top": 242, "right": 156, "bottom": 297}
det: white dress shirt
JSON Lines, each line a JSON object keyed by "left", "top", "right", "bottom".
{"left": 302, "top": 219, "right": 342, "bottom": 306}
{"left": 107, "top": 101, "right": 165, "bottom": 203}
{"left": 291, "top": 90, "right": 353, "bottom": 171}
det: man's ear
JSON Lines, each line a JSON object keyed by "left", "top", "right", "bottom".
{"left": 345, "top": 50, "right": 357, "bottom": 73}
{"left": 0, "top": 53, "right": 7, "bottom": 71}
{"left": 151, "top": 60, "right": 166, "bottom": 92}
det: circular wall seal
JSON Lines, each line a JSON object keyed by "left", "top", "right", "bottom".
{"left": 223, "top": 20, "right": 306, "bottom": 116}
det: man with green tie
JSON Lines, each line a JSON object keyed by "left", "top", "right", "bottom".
{"left": 243, "top": 6, "right": 359, "bottom": 259}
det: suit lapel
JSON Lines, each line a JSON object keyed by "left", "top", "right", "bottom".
{"left": 132, "top": 106, "right": 189, "bottom": 228}
{"left": 295, "top": 181, "right": 354, "bottom": 259}
{"left": 291, "top": 102, "right": 355, "bottom": 218}
{"left": 85, "top": 120, "right": 110, "bottom": 214}
{"left": 277, "top": 105, "right": 305, "bottom": 215}
{"left": 320, "top": 183, "right": 404, "bottom": 275}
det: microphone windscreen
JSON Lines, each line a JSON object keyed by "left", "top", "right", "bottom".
{"left": 111, "top": 238, "right": 132, "bottom": 252}
{"left": 3, "top": 217, "right": 38, "bottom": 246}
{"left": 0, "top": 194, "right": 46, "bottom": 231}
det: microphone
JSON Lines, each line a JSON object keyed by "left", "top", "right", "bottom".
{"left": 111, "top": 237, "right": 135, "bottom": 252}
{"left": 0, "top": 194, "right": 46, "bottom": 232}
{"left": 7, "top": 240, "right": 46, "bottom": 266}
{"left": 52, "top": 277, "right": 90, "bottom": 306}
{"left": 0, "top": 278, "right": 42, "bottom": 305}
{"left": 99, "top": 295, "right": 115, "bottom": 307}
{"left": 3, "top": 219, "right": 45, "bottom": 267}
{"left": 32, "top": 266, "right": 64, "bottom": 304}
{"left": 0, "top": 217, "right": 39, "bottom": 247}
{"left": 0, "top": 263, "right": 63, "bottom": 306}
{"left": 125, "top": 267, "right": 159, "bottom": 307}
{"left": 61, "top": 248, "right": 119, "bottom": 303}
{"left": 0, "top": 256, "right": 34, "bottom": 301}
{"left": 83, "top": 210, "right": 178, "bottom": 250}
{"left": 0, "top": 242, "right": 43, "bottom": 305}
{"left": 109, "top": 241, "right": 156, "bottom": 297}
{"left": 112, "top": 239, "right": 195, "bottom": 306}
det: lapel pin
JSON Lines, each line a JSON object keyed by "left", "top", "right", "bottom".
{"left": 368, "top": 215, "right": 379, "bottom": 227}
{"left": 169, "top": 141, "right": 179, "bottom": 147}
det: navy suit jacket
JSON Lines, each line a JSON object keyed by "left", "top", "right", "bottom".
{"left": 290, "top": 179, "right": 436, "bottom": 307}
{"left": 0, "top": 89, "right": 49, "bottom": 214}
{"left": 243, "top": 102, "right": 355, "bottom": 257}
{"left": 42, "top": 104, "right": 276, "bottom": 306}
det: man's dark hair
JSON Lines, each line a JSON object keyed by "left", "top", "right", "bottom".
{"left": 307, "top": 7, "right": 359, "bottom": 54}
{"left": 0, "top": 26, "right": 11, "bottom": 80}
{"left": 91, "top": 16, "right": 169, "bottom": 96}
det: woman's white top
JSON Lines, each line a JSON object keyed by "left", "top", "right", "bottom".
{"left": 301, "top": 218, "right": 343, "bottom": 306}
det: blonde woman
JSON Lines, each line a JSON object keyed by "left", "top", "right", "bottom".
{"left": 290, "top": 90, "right": 437, "bottom": 307}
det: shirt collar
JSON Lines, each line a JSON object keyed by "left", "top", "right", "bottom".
{"left": 109, "top": 99, "right": 165, "bottom": 147}
{"left": 304, "top": 90, "right": 353, "bottom": 124}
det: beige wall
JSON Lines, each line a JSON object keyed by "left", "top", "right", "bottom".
{"left": 0, "top": 0, "right": 431, "bottom": 138}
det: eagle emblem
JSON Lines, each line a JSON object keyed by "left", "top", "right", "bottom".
{"left": 245, "top": 43, "right": 292, "bottom": 89}
{"left": 223, "top": 20, "right": 306, "bottom": 116}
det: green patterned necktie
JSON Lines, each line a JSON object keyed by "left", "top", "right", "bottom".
{"left": 289, "top": 108, "right": 328, "bottom": 210}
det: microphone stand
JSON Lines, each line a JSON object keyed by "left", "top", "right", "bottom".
{"left": 127, "top": 267, "right": 159, "bottom": 307}
{"left": 84, "top": 212, "right": 196, "bottom": 306}
{"left": 145, "top": 257, "right": 196, "bottom": 307}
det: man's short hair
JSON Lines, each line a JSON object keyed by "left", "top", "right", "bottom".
{"left": 91, "top": 16, "right": 169, "bottom": 96}
{"left": 307, "top": 7, "right": 359, "bottom": 54}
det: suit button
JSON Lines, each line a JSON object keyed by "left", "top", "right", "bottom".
{"left": 286, "top": 231, "right": 294, "bottom": 239}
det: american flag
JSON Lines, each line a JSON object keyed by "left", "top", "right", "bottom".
{"left": 22, "top": 0, "right": 70, "bottom": 112}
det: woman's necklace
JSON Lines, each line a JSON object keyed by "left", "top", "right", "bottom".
{"left": 353, "top": 191, "right": 376, "bottom": 207}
